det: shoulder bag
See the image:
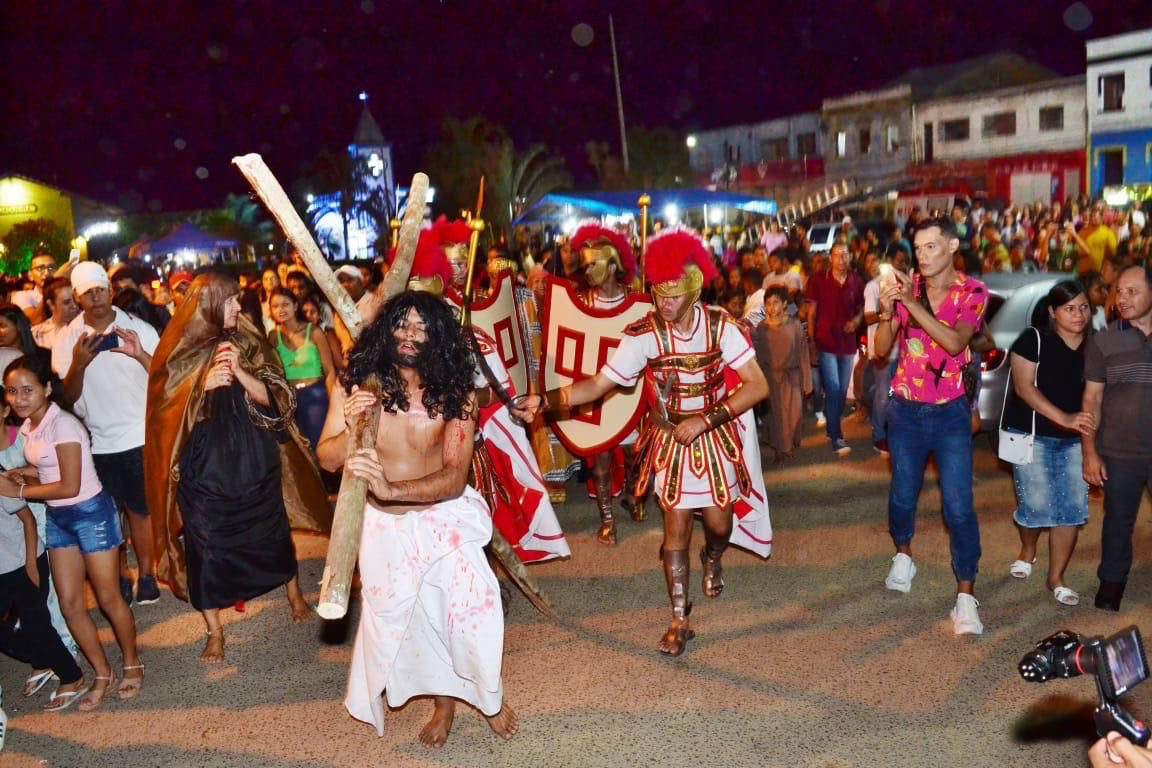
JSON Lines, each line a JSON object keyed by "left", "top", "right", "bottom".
{"left": 997, "top": 328, "right": 1040, "bottom": 465}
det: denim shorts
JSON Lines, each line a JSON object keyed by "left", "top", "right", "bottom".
{"left": 1012, "top": 435, "right": 1089, "bottom": 528}
{"left": 45, "top": 491, "right": 123, "bottom": 554}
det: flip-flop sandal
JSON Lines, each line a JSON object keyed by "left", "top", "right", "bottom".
{"left": 24, "top": 669, "right": 58, "bottom": 696}
{"left": 1053, "top": 586, "right": 1080, "bottom": 606}
{"left": 43, "top": 684, "right": 91, "bottom": 712}
{"left": 1009, "top": 558, "right": 1036, "bottom": 578}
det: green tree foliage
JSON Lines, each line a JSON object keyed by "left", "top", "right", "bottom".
{"left": 196, "top": 193, "right": 280, "bottom": 260}
{"left": 425, "top": 115, "right": 571, "bottom": 248}
{"left": 1, "top": 218, "right": 71, "bottom": 276}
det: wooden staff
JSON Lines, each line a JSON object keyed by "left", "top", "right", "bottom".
{"left": 232, "top": 153, "right": 428, "bottom": 619}
{"left": 638, "top": 193, "right": 651, "bottom": 287}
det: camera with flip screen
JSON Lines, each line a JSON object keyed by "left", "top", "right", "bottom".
{"left": 1019, "top": 625, "right": 1150, "bottom": 745}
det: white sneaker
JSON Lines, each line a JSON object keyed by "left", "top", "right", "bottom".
{"left": 951, "top": 593, "right": 984, "bottom": 635}
{"left": 884, "top": 553, "right": 916, "bottom": 593}
{"left": 816, "top": 411, "right": 827, "bottom": 426}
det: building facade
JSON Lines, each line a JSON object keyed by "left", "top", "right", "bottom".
{"left": 913, "top": 76, "right": 1087, "bottom": 205}
{"left": 306, "top": 98, "right": 397, "bottom": 261}
{"left": 1086, "top": 29, "right": 1152, "bottom": 198}
{"left": 686, "top": 112, "right": 827, "bottom": 207}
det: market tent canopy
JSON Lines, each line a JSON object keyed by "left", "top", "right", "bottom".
{"left": 513, "top": 189, "right": 777, "bottom": 224}
{"left": 146, "top": 223, "right": 238, "bottom": 254}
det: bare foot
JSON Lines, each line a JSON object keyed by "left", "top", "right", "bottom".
{"left": 486, "top": 704, "right": 519, "bottom": 741}
{"left": 419, "top": 697, "right": 455, "bottom": 748}
{"left": 288, "top": 594, "right": 312, "bottom": 623}
{"left": 286, "top": 579, "right": 313, "bottom": 623}
{"left": 78, "top": 673, "right": 115, "bottom": 712}
{"left": 657, "top": 618, "right": 695, "bottom": 656}
{"left": 201, "top": 630, "right": 225, "bottom": 663}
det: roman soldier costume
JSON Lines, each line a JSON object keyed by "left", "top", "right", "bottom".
{"left": 569, "top": 222, "right": 645, "bottom": 544}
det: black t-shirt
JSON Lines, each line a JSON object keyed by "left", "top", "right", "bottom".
{"left": 1002, "top": 327, "right": 1086, "bottom": 437}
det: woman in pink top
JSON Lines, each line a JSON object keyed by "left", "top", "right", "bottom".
{"left": 0, "top": 355, "right": 143, "bottom": 711}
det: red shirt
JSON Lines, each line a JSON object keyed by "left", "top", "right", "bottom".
{"left": 805, "top": 270, "right": 865, "bottom": 355}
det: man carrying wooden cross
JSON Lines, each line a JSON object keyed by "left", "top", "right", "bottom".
{"left": 317, "top": 290, "right": 517, "bottom": 747}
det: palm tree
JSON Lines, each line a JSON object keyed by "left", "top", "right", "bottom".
{"left": 491, "top": 143, "right": 571, "bottom": 243}
{"left": 197, "top": 193, "right": 279, "bottom": 260}
{"left": 426, "top": 115, "right": 571, "bottom": 247}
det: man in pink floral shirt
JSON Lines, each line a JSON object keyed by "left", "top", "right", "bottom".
{"left": 874, "top": 217, "right": 989, "bottom": 635}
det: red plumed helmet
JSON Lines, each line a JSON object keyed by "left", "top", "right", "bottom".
{"left": 429, "top": 214, "right": 471, "bottom": 247}
{"left": 569, "top": 221, "right": 636, "bottom": 281}
{"left": 643, "top": 226, "right": 718, "bottom": 285}
{"left": 389, "top": 228, "right": 453, "bottom": 287}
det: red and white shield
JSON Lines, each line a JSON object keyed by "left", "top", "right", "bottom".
{"left": 446, "top": 273, "right": 530, "bottom": 397}
{"left": 538, "top": 275, "right": 652, "bottom": 456}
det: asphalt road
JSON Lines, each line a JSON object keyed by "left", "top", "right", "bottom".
{"left": 2, "top": 414, "right": 1150, "bottom": 767}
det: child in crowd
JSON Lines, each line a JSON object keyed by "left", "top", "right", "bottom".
{"left": 753, "top": 286, "right": 811, "bottom": 465}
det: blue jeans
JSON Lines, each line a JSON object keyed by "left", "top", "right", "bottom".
{"left": 871, "top": 358, "right": 896, "bottom": 443}
{"left": 294, "top": 380, "right": 330, "bottom": 451}
{"left": 817, "top": 352, "right": 855, "bottom": 441}
{"left": 887, "top": 397, "right": 981, "bottom": 582}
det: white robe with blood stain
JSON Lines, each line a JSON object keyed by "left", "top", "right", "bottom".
{"left": 344, "top": 486, "right": 505, "bottom": 735}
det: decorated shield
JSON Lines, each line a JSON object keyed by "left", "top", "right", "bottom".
{"left": 538, "top": 275, "right": 652, "bottom": 456}
{"left": 446, "top": 273, "right": 531, "bottom": 397}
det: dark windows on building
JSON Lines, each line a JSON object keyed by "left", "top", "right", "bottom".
{"left": 1038, "top": 106, "right": 1064, "bottom": 132}
{"left": 858, "top": 128, "right": 871, "bottom": 155}
{"left": 1099, "top": 73, "right": 1125, "bottom": 112}
{"left": 940, "top": 118, "right": 970, "bottom": 143}
{"left": 760, "top": 136, "right": 789, "bottom": 162}
{"left": 1100, "top": 149, "right": 1124, "bottom": 187}
{"left": 796, "top": 132, "right": 817, "bottom": 157}
{"left": 982, "top": 111, "right": 1017, "bottom": 138}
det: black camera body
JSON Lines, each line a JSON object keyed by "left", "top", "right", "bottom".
{"left": 1019, "top": 625, "right": 1150, "bottom": 745}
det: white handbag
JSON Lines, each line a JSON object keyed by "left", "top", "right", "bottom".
{"left": 998, "top": 328, "right": 1039, "bottom": 465}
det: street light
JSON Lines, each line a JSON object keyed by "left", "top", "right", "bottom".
{"left": 685, "top": 135, "right": 697, "bottom": 149}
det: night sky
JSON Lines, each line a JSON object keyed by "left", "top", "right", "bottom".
{"left": 3, "top": 0, "right": 1150, "bottom": 214}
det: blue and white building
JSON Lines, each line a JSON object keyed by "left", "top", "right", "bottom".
{"left": 1086, "top": 29, "right": 1152, "bottom": 200}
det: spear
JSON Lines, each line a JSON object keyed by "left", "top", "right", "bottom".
{"left": 232, "top": 153, "right": 428, "bottom": 619}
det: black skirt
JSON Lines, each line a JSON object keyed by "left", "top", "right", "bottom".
{"left": 177, "top": 384, "right": 297, "bottom": 610}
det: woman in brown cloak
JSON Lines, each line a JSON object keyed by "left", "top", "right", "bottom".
{"left": 144, "top": 272, "right": 332, "bottom": 662}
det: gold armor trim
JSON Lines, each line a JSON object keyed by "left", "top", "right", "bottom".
{"left": 632, "top": 307, "right": 750, "bottom": 510}
{"left": 651, "top": 263, "right": 704, "bottom": 298}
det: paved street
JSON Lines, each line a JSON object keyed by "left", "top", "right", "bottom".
{"left": 3, "top": 414, "right": 1151, "bottom": 767}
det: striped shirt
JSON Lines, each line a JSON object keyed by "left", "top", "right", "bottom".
{"left": 1085, "top": 319, "right": 1152, "bottom": 460}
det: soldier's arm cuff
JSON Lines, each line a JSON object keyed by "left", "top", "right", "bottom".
{"left": 702, "top": 400, "right": 737, "bottom": 430}
{"left": 543, "top": 387, "right": 570, "bottom": 414}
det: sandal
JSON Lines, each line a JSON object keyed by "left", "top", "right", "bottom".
{"left": 24, "top": 668, "right": 58, "bottom": 696}
{"left": 1009, "top": 558, "right": 1036, "bottom": 579}
{"left": 43, "top": 682, "right": 91, "bottom": 712}
{"left": 657, "top": 621, "right": 696, "bottom": 657}
{"left": 78, "top": 673, "right": 115, "bottom": 712}
{"left": 118, "top": 664, "right": 145, "bottom": 700}
{"left": 1053, "top": 586, "right": 1080, "bottom": 606}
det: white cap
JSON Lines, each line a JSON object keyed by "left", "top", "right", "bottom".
{"left": 334, "top": 265, "right": 362, "bottom": 281}
{"left": 71, "top": 261, "right": 110, "bottom": 297}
